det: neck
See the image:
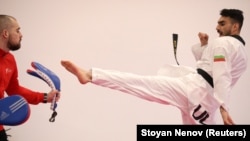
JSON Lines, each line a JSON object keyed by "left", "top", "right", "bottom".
{"left": 0, "top": 44, "right": 9, "bottom": 52}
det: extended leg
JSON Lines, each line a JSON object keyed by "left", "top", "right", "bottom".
{"left": 61, "top": 60, "right": 92, "bottom": 84}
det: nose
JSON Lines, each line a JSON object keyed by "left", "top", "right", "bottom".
{"left": 20, "top": 32, "right": 23, "bottom": 38}
{"left": 216, "top": 24, "right": 220, "bottom": 31}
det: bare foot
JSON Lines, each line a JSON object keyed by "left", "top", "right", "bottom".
{"left": 61, "top": 60, "right": 91, "bottom": 84}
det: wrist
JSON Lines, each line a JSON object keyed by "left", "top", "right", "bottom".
{"left": 43, "top": 93, "right": 48, "bottom": 103}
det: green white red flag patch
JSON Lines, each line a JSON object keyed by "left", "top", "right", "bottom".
{"left": 214, "top": 55, "right": 225, "bottom": 62}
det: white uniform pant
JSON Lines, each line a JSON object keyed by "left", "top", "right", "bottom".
{"left": 91, "top": 65, "right": 221, "bottom": 124}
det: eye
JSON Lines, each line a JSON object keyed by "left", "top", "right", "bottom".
{"left": 16, "top": 28, "right": 21, "bottom": 33}
{"left": 218, "top": 21, "right": 225, "bottom": 27}
{"left": 220, "top": 23, "right": 225, "bottom": 26}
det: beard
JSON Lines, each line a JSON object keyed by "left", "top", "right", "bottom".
{"left": 7, "top": 40, "right": 21, "bottom": 51}
{"left": 217, "top": 30, "right": 232, "bottom": 37}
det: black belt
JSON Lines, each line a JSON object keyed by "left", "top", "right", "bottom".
{"left": 197, "top": 68, "right": 214, "bottom": 88}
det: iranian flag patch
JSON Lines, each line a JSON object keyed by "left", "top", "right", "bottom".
{"left": 214, "top": 55, "right": 225, "bottom": 62}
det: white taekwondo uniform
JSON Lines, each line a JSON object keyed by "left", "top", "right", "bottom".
{"left": 91, "top": 35, "right": 247, "bottom": 124}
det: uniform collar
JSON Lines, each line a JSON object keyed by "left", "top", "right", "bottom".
{"left": 229, "top": 35, "right": 245, "bottom": 46}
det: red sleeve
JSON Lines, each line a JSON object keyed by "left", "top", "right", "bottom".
{"left": 7, "top": 85, "right": 44, "bottom": 105}
{"left": 5, "top": 59, "right": 44, "bottom": 105}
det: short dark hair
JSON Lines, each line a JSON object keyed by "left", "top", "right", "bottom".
{"left": 0, "top": 15, "right": 16, "bottom": 32}
{"left": 220, "top": 9, "right": 244, "bottom": 30}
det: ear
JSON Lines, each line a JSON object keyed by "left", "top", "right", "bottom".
{"left": 232, "top": 23, "right": 240, "bottom": 33}
{"left": 2, "top": 29, "right": 9, "bottom": 38}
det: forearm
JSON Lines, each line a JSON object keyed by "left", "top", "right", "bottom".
{"left": 7, "top": 85, "right": 44, "bottom": 104}
{"left": 191, "top": 43, "right": 207, "bottom": 61}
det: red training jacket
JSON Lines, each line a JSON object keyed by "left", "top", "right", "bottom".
{"left": 0, "top": 48, "right": 44, "bottom": 130}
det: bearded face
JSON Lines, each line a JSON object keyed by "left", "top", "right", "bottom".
{"left": 7, "top": 38, "right": 21, "bottom": 51}
{"left": 216, "top": 16, "right": 236, "bottom": 37}
{"left": 3, "top": 17, "right": 23, "bottom": 51}
{"left": 6, "top": 29, "right": 22, "bottom": 51}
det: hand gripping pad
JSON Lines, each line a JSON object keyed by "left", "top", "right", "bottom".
{"left": 26, "top": 62, "right": 61, "bottom": 111}
{"left": 0, "top": 95, "right": 30, "bottom": 126}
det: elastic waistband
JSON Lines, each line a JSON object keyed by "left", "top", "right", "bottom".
{"left": 197, "top": 68, "right": 213, "bottom": 88}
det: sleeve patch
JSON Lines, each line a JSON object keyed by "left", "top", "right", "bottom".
{"left": 214, "top": 55, "right": 225, "bottom": 62}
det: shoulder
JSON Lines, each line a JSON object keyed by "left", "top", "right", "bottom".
{"left": 2, "top": 52, "right": 17, "bottom": 66}
{"left": 211, "top": 36, "right": 241, "bottom": 49}
{"left": 213, "top": 36, "right": 243, "bottom": 46}
{"left": 213, "top": 36, "right": 232, "bottom": 43}
{"left": 6, "top": 52, "right": 15, "bottom": 60}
